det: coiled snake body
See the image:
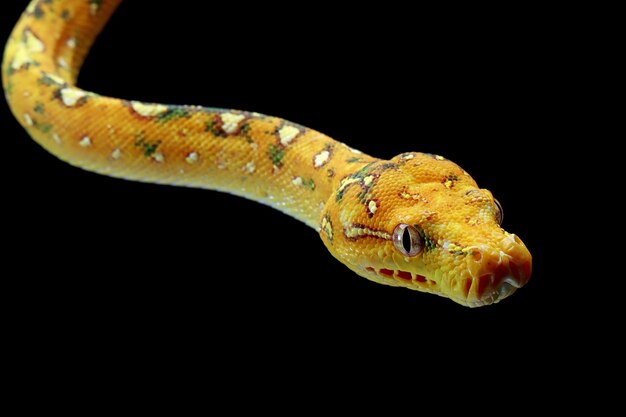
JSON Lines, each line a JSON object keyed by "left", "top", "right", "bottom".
{"left": 3, "top": 0, "right": 532, "bottom": 307}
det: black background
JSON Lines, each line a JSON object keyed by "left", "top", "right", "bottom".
{"left": 2, "top": 1, "right": 587, "bottom": 391}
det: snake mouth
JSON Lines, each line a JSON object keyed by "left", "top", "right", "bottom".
{"left": 363, "top": 263, "right": 528, "bottom": 307}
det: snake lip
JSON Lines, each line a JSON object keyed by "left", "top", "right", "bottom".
{"left": 364, "top": 266, "right": 434, "bottom": 286}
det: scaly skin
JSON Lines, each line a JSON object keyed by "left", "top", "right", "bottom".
{"left": 3, "top": 0, "right": 532, "bottom": 307}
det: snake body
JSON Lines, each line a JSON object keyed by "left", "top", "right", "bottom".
{"left": 3, "top": 0, "right": 532, "bottom": 307}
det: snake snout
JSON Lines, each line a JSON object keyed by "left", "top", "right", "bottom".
{"left": 465, "top": 237, "right": 532, "bottom": 305}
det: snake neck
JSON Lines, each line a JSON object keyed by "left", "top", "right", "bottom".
{"left": 2, "top": 0, "right": 378, "bottom": 228}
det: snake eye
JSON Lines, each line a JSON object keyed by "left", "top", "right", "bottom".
{"left": 494, "top": 198, "right": 504, "bottom": 225}
{"left": 393, "top": 224, "right": 423, "bottom": 257}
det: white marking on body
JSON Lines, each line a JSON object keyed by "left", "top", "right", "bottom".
{"left": 24, "top": 29, "right": 44, "bottom": 53}
{"left": 23, "top": 113, "right": 33, "bottom": 126}
{"left": 220, "top": 113, "right": 245, "bottom": 134}
{"left": 321, "top": 217, "right": 333, "bottom": 240}
{"left": 435, "top": 155, "right": 445, "bottom": 161}
{"left": 250, "top": 142, "right": 258, "bottom": 151}
{"left": 44, "top": 72, "right": 65, "bottom": 85}
{"left": 400, "top": 190, "right": 428, "bottom": 203}
{"left": 314, "top": 150, "right": 331, "bottom": 168}
{"left": 278, "top": 126, "right": 300, "bottom": 146}
{"left": 368, "top": 200, "right": 378, "bottom": 215}
{"left": 348, "top": 146, "right": 363, "bottom": 154}
{"left": 363, "top": 175, "right": 375, "bottom": 186}
{"left": 79, "top": 136, "right": 92, "bottom": 147}
{"left": 292, "top": 177, "right": 303, "bottom": 186}
{"left": 90, "top": 3, "right": 99, "bottom": 15}
{"left": 52, "top": 133, "right": 62, "bottom": 144}
{"left": 337, "top": 177, "right": 359, "bottom": 197}
{"left": 57, "top": 57, "right": 69, "bottom": 70}
{"left": 251, "top": 112, "right": 263, "bottom": 117}
{"left": 111, "top": 148, "right": 122, "bottom": 160}
{"left": 402, "top": 153, "right": 415, "bottom": 160}
{"left": 244, "top": 162, "right": 256, "bottom": 173}
{"left": 66, "top": 37, "right": 77, "bottom": 49}
{"left": 11, "top": 48, "right": 34, "bottom": 71}
{"left": 186, "top": 152, "right": 199, "bottom": 164}
{"left": 60, "top": 88, "right": 87, "bottom": 107}
{"left": 339, "top": 177, "right": 360, "bottom": 189}
{"left": 11, "top": 29, "right": 45, "bottom": 71}
{"left": 131, "top": 101, "right": 168, "bottom": 117}
{"left": 152, "top": 153, "right": 165, "bottom": 163}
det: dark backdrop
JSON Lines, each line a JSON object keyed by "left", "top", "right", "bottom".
{"left": 2, "top": 1, "right": 582, "bottom": 390}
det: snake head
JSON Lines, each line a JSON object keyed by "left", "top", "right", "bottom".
{"left": 319, "top": 152, "right": 532, "bottom": 307}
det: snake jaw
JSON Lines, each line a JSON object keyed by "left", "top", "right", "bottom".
{"left": 332, "top": 228, "right": 532, "bottom": 308}
{"left": 355, "top": 233, "right": 532, "bottom": 308}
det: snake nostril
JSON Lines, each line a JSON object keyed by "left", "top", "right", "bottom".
{"left": 470, "top": 250, "right": 482, "bottom": 262}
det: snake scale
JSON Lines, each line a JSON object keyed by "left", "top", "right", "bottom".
{"left": 3, "top": 0, "right": 532, "bottom": 307}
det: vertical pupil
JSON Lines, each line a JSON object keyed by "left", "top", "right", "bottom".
{"left": 402, "top": 228, "right": 412, "bottom": 253}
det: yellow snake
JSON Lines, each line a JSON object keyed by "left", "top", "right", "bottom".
{"left": 3, "top": 0, "right": 532, "bottom": 307}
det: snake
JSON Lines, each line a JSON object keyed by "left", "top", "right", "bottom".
{"left": 3, "top": 0, "right": 532, "bottom": 307}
